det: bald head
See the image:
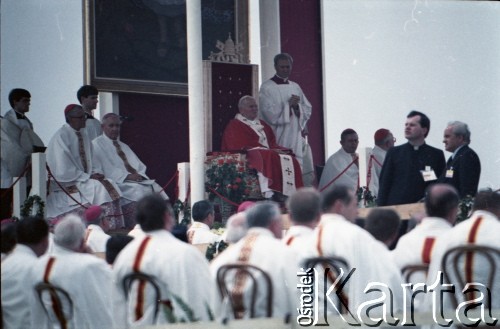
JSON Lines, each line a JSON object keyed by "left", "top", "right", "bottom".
{"left": 425, "top": 184, "right": 459, "bottom": 224}
{"left": 287, "top": 187, "right": 321, "bottom": 228}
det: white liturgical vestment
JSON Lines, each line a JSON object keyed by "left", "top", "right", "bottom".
{"left": 304, "top": 214, "right": 407, "bottom": 318}
{"left": 1, "top": 245, "right": 39, "bottom": 329}
{"left": 259, "top": 78, "right": 312, "bottom": 167}
{"left": 84, "top": 116, "right": 102, "bottom": 141}
{"left": 319, "top": 148, "right": 359, "bottom": 192}
{"left": 29, "top": 244, "right": 114, "bottom": 329}
{"left": 1, "top": 110, "right": 44, "bottom": 187}
{"left": 85, "top": 224, "right": 111, "bottom": 253}
{"left": 187, "top": 221, "right": 221, "bottom": 245}
{"left": 424, "top": 210, "right": 500, "bottom": 317}
{"left": 45, "top": 124, "right": 122, "bottom": 218}
{"left": 92, "top": 134, "right": 168, "bottom": 201}
{"left": 113, "top": 230, "right": 214, "bottom": 327}
{"left": 391, "top": 217, "right": 452, "bottom": 311}
{"left": 367, "top": 145, "right": 387, "bottom": 197}
{"left": 210, "top": 228, "right": 300, "bottom": 321}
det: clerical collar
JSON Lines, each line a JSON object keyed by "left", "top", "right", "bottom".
{"left": 408, "top": 141, "right": 425, "bottom": 150}
{"left": 14, "top": 110, "right": 28, "bottom": 120}
{"left": 271, "top": 75, "right": 289, "bottom": 85}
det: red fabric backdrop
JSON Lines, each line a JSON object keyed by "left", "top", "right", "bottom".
{"left": 118, "top": 93, "right": 189, "bottom": 200}
{"left": 116, "top": 0, "right": 324, "bottom": 200}
{"left": 280, "top": 0, "right": 325, "bottom": 166}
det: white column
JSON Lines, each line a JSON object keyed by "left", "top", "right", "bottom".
{"left": 99, "top": 91, "right": 120, "bottom": 117}
{"left": 30, "top": 153, "right": 47, "bottom": 203}
{"left": 177, "top": 162, "right": 191, "bottom": 203}
{"left": 12, "top": 177, "right": 26, "bottom": 218}
{"left": 177, "top": 162, "right": 191, "bottom": 223}
{"left": 186, "top": 0, "right": 205, "bottom": 204}
{"left": 258, "top": 0, "right": 281, "bottom": 82}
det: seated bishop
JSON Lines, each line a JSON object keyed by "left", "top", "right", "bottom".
{"left": 221, "top": 95, "right": 303, "bottom": 199}
{"left": 46, "top": 105, "right": 124, "bottom": 228}
{"left": 92, "top": 113, "right": 168, "bottom": 227}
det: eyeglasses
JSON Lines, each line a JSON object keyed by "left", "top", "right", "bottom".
{"left": 70, "top": 115, "right": 86, "bottom": 120}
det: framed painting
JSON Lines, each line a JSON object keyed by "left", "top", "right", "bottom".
{"left": 83, "top": 0, "right": 248, "bottom": 96}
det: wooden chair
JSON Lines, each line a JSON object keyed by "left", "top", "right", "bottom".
{"left": 34, "top": 282, "right": 74, "bottom": 328}
{"left": 303, "top": 256, "right": 350, "bottom": 314}
{"left": 441, "top": 244, "right": 499, "bottom": 309}
{"left": 122, "top": 272, "right": 162, "bottom": 323}
{"left": 401, "top": 264, "right": 429, "bottom": 283}
{"left": 216, "top": 263, "right": 273, "bottom": 319}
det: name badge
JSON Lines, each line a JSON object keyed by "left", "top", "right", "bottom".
{"left": 446, "top": 169, "right": 454, "bottom": 178}
{"left": 421, "top": 168, "right": 437, "bottom": 182}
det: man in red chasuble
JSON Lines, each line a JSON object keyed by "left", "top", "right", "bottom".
{"left": 221, "top": 95, "right": 303, "bottom": 199}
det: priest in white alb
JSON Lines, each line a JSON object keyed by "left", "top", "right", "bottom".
{"left": 45, "top": 104, "right": 123, "bottom": 227}
{"left": 318, "top": 129, "right": 359, "bottom": 192}
{"left": 92, "top": 113, "right": 168, "bottom": 227}
{"left": 259, "top": 53, "right": 314, "bottom": 185}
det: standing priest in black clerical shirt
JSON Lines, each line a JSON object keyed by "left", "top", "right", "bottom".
{"left": 377, "top": 111, "right": 446, "bottom": 206}
{"left": 438, "top": 121, "right": 481, "bottom": 198}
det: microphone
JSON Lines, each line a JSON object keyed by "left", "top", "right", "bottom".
{"left": 120, "top": 115, "right": 134, "bottom": 122}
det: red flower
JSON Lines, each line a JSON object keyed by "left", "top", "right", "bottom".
{"left": 232, "top": 184, "right": 239, "bottom": 190}
{"left": 217, "top": 159, "right": 224, "bottom": 165}
{"left": 235, "top": 177, "right": 242, "bottom": 183}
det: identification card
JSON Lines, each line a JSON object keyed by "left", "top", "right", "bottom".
{"left": 421, "top": 169, "right": 437, "bottom": 182}
{"left": 446, "top": 169, "right": 454, "bottom": 178}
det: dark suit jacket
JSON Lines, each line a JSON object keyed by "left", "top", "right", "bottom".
{"left": 377, "top": 143, "right": 445, "bottom": 206}
{"left": 438, "top": 145, "right": 481, "bottom": 198}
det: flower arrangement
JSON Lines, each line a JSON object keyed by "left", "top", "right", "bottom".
{"left": 357, "top": 186, "right": 377, "bottom": 207}
{"left": 205, "top": 154, "right": 249, "bottom": 204}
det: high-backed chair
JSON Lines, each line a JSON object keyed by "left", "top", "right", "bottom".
{"left": 122, "top": 272, "right": 162, "bottom": 324}
{"left": 34, "top": 282, "right": 74, "bottom": 328}
{"left": 216, "top": 263, "right": 273, "bottom": 319}
{"left": 441, "top": 244, "right": 499, "bottom": 309}
{"left": 303, "top": 256, "right": 350, "bottom": 314}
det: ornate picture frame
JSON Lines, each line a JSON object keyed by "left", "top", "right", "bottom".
{"left": 83, "top": 0, "right": 248, "bottom": 96}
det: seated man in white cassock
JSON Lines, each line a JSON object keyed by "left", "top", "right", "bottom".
{"left": 210, "top": 202, "right": 300, "bottom": 320}
{"left": 221, "top": 95, "right": 303, "bottom": 199}
{"left": 92, "top": 113, "right": 168, "bottom": 227}
{"left": 46, "top": 104, "right": 124, "bottom": 228}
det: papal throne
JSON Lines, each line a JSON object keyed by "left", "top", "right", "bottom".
{"left": 203, "top": 60, "right": 262, "bottom": 206}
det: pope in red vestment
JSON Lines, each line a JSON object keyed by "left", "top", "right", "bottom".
{"left": 221, "top": 96, "right": 303, "bottom": 197}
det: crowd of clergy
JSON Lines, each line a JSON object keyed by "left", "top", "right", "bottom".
{"left": 2, "top": 184, "right": 499, "bottom": 328}
{"left": 1, "top": 53, "right": 498, "bottom": 327}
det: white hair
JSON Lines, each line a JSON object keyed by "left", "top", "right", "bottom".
{"left": 53, "top": 214, "right": 85, "bottom": 251}
{"left": 224, "top": 212, "right": 248, "bottom": 243}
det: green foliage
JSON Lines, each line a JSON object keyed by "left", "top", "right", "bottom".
{"left": 173, "top": 199, "right": 191, "bottom": 226}
{"left": 20, "top": 195, "right": 45, "bottom": 218}
{"left": 457, "top": 195, "right": 474, "bottom": 223}
{"left": 206, "top": 240, "right": 228, "bottom": 261}
{"left": 205, "top": 157, "right": 248, "bottom": 204}
{"left": 357, "top": 186, "right": 377, "bottom": 207}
